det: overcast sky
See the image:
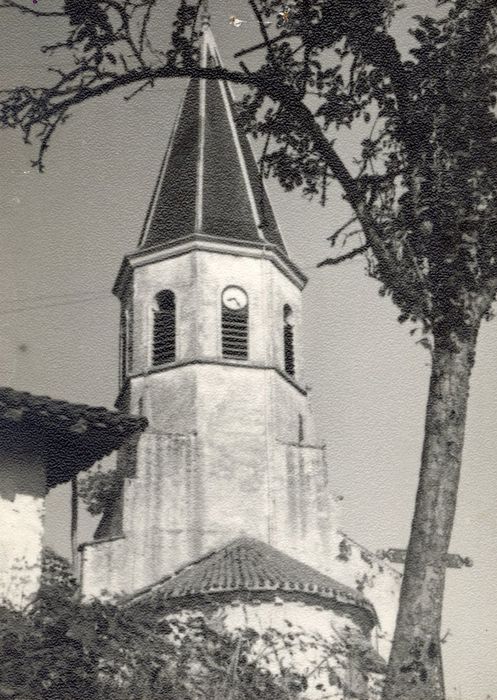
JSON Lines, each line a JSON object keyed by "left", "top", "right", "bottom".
{"left": 1, "top": 2, "right": 496, "bottom": 698}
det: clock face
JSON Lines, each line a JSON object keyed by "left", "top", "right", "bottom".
{"left": 222, "top": 286, "right": 248, "bottom": 310}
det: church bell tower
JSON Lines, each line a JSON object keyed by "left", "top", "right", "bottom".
{"left": 80, "top": 14, "right": 339, "bottom": 598}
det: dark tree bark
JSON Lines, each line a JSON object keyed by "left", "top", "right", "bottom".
{"left": 70, "top": 475, "right": 79, "bottom": 581}
{"left": 383, "top": 326, "right": 479, "bottom": 700}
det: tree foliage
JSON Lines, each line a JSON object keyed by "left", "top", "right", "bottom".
{"left": 0, "top": 576, "right": 301, "bottom": 700}
{"left": 1, "top": 0, "right": 496, "bottom": 344}
{"left": 40, "top": 547, "right": 78, "bottom": 597}
{"left": 77, "top": 464, "right": 120, "bottom": 516}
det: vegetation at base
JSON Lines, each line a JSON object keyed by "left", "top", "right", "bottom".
{"left": 0, "top": 587, "right": 297, "bottom": 698}
{"left": 0, "top": 550, "right": 380, "bottom": 700}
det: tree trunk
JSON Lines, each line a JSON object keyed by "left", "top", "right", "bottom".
{"left": 71, "top": 476, "right": 79, "bottom": 581}
{"left": 383, "top": 328, "right": 478, "bottom": 700}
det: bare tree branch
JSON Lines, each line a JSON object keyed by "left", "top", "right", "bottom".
{"left": 326, "top": 217, "right": 358, "bottom": 243}
{"left": 0, "top": 0, "right": 64, "bottom": 17}
{"left": 317, "top": 244, "right": 369, "bottom": 267}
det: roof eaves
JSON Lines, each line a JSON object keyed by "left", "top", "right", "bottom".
{"left": 0, "top": 387, "right": 148, "bottom": 485}
{"left": 112, "top": 255, "right": 132, "bottom": 300}
{"left": 126, "top": 236, "right": 307, "bottom": 290}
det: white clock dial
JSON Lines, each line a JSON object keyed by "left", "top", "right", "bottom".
{"left": 222, "top": 286, "right": 248, "bottom": 310}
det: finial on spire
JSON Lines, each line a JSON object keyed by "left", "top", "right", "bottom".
{"left": 199, "top": 0, "right": 212, "bottom": 68}
{"left": 200, "top": 0, "right": 210, "bottom": 27}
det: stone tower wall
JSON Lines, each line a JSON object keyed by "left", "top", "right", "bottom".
{"left": 128, "top": 249, "right": 305, "bottom": 385}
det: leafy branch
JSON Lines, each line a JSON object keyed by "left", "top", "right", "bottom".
{"left": 78, "top": 464, "right": 120, "bottom": 516}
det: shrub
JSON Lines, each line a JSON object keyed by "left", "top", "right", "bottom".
{"left": 0, "top": 570, "right": 301, "bottom": 699}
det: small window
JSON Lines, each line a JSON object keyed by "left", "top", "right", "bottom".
{"left": 153, "top": 290, "right": 176, "bottom": 365}
{"left": 127, "top": 306, "right": 133, "bottom": 373}
{"left": 221, "top": 286, "right": 249, "bottom": 360}
{"left": 283, "top": 304, "right": 295, "bottom": 376}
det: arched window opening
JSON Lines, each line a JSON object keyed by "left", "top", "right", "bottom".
{"left": 119, "top": 308, "right": 132, "bottom": 385}
{"left": 119, "top": 310, "right": 127, "bottom": 385}
{"left": 298, "top": 414, "right": 304, "bottom": 444}
{"left": 153, "top": 290, "right": 176, "bottom": 366}
{"left": 221, "top": 286, "right": 249, "bottom": 360}
{"left": 284, "top": 305, "right": 295, "bottom": 377}
{"left": 127, "top": 306, "right": 133, "bottom": 374}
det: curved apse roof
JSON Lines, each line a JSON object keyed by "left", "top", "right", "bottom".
{"left": 138, "top": 25, "right": 289, "bottom": 259}
{"left": 127, "top": 537, "right": 378, "bottom": 627}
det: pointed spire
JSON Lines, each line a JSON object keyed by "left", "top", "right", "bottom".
{"left": 137, "top": 22, "right": 289, "bottom": 259}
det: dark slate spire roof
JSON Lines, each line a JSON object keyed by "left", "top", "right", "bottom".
{"left": 138, "top": 19, "right": 288, "bottom": 257}
{"left": 127, "top": 537, "right": 378, "bottom": 626}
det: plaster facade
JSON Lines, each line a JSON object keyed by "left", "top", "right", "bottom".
{"left": 318, "top": 531, "right": 402, "bottom": 660}
{"left": 124, "top": 245, "right": 306, "bottom": 383}
{"left": 80, "top": 244, "right": 401, "bottom": 662}
{"left": 221, "top": 599, "right": 383, "bottom": 700}
{"left": 0, "top": 440, "right": 45, "bottom": 608}
{"left": 0, "top": 387, "right": 146, "bottom": 610}
{"left": 81, "top": 246, "right": 339, "bottom": 596}
{"left": 165, "top": 599, "right": 383, "bottom": 700}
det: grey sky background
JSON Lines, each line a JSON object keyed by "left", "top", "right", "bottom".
{"left": 0, "top": 2, "right": 496, "bottom": 698}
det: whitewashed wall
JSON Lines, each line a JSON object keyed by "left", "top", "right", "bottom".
{"left": 168, "top": 600, "right": 383, "bottom": 700}
{"left": 0, "top": 442, "right": 46, "bottom": 609}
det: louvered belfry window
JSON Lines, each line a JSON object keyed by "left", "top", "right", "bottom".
{"left": 119, "top": 307, "right": 133, "bottom": 385}
{"left": 153, "top": 290, "right": 176, "bottom": 366}
{"left": 283, "top": 304, "right": 295, "bottom": 377}
{"left": 222, "top": 289, "right": 249, "bottom": 360}
{"left": 126, "top": 306, "right": 133, "bottom": 373}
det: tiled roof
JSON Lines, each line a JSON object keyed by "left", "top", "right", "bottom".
{"left": 0, "top": 386, "right": 147, "bottom": 487}
{"left": 138, "top": 25, "right": 289, "bottom": 259}
{"left": 128, "top": 537, "right": 377, "bottom": 625}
